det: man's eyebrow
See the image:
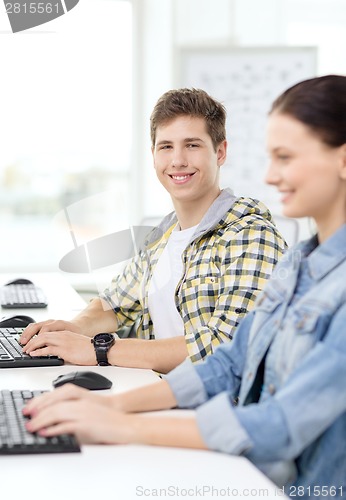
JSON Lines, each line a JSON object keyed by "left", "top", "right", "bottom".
{"left": 184, "top": 137, "right": 204, "bottom": 143}
{"left": 155, "top": 137, "right": 204, "bottom": 146}
{"left": 155, "top": 140, "right": 172, "bottom": 146}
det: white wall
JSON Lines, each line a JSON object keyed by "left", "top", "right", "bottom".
{"left": 1, "top": 0, "right": 345, "bottom": 276}
{"left": 134, "top": 0, "right": 346, "bottom": 242}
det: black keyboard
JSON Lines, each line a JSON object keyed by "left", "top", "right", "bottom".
{"left": 0, "top": 389, "right": 80, "bottom": 454}
{"left": 1, "top": 284, "right": 48, "bottom": 309}
{"left": 0, "top": 328, "right": 64, "bottom": 368}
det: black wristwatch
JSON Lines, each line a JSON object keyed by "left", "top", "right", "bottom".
{"left": 91, "top": 333, "right": 115, "bottom": 366}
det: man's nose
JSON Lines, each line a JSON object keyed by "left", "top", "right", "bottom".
{"left": 172, "top": 149, "right": 188, "bottom": 168}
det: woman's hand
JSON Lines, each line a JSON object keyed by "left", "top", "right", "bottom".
{"left": 24, "top": 384, "right": 206, "bottom": 450}
{"left": 24, "top": 385, "right": 135, "bottom": 445}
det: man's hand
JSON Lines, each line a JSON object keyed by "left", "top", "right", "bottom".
{"left": 20, "top": 298, "right": 120, "bottom": 348}
{"left": 20, "top": 319, "right": 82, "bottom": 345}
{"left": 21, "top": 329, "right": 97, "bottom": 365}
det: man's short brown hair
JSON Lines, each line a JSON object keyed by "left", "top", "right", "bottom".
{"left": 150, "top": 88, "right": 226, "bottom": 151}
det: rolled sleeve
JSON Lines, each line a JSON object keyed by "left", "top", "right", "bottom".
{"left": 196, "top": 392, "right": 253, "bottom": 455}
{"left": 163, "top": 359, "right": 208, "bottom": 408}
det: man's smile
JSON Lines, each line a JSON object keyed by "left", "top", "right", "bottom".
{"left": 168, "top": 173, "right": 195, "bottom": 183}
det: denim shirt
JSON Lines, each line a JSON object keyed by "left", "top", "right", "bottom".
{"left": 164, "top": 224, "right": 346, "bottom": 498}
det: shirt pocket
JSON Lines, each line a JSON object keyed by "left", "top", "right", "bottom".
{"left": 183, "top": 275, "right": 220, "bottom": 294}
{"left": 255, "top": 289, "right": 282, "bottom": 314}
{"left": 292, "top": 307, "right": 322, "bottom": 335}
{"left": 277, "top": 308, "right": 322, "bottom": 377}
{"left": 180, "top": 275, "right": 220, "bottom": 315}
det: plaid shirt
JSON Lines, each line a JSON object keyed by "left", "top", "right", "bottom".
{"left": 101, "top": 189, "right": 287, "bottom": 363}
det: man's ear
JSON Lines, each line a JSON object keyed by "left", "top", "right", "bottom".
{"left": 151, "top": 146, "right": 156, "bottom": 168}
{"left": 217, "top": 140, "right": 227, "bottom": 166}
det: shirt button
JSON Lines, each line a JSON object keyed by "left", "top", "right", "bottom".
{"left": 268, "top": 384, "right": 276, "bottom": 395}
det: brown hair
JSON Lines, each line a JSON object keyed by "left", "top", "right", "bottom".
{"left": 150, "top": 88, "right": 226, "bottom": 151}
{"left": 270, "top": 75, "right": 346, "bottom": 147}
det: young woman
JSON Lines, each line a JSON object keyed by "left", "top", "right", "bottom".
{"left": 25, "top": 75, "right": 346, "bottom": 498}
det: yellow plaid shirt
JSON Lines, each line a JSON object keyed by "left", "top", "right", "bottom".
{"left": 101, "top": 190, "right": 287, "bottom": 363}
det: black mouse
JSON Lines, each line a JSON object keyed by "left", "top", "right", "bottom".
{"left": 52, "top": 371, "right": 113, "bottom": 390}
{"left": 0, "top": 314, "right": 36, "bottom": 328}
{"left": 5, "top": 278, "right": 34, "bottom": 286}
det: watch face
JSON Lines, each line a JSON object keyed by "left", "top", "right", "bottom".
{"left": 92, "top": 333, "right": 115, "bottom": 366}
{"left": 93, "top": 333, "right": 114, "bottom": 346}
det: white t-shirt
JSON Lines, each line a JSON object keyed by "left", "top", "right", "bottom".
{"left": 148, "top": 223, "right": 198, "bottom": 339}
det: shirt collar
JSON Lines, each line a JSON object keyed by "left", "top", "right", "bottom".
{"left": 302, "top": 224, "right": 346, "bottom": 280}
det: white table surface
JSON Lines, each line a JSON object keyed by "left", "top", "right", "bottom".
{"left": 1, "top": 272, "right": 87, "bottom": 322}
{"left": 0, "top": 273, "right": 283, "bottom": 499}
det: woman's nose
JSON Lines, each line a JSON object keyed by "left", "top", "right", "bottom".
{"left": 265, "top": 161, "right": 280, "bottom": 186}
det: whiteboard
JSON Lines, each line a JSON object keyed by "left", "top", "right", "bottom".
{"left": 177, "top": 46, "right": 317, "bottom": 211}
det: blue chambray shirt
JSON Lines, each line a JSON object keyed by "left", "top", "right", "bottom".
{"left": 165, "top": 224, "right": 346, "bottom": 499}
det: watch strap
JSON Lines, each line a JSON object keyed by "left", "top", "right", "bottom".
{"left": 95, "top": 346, "right": 110, "bottom": 366}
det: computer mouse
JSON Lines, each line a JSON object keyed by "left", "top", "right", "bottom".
{"left": 0, "top": 314, "right": 36, "bottom": 328}
{"left": 52, "top": 371, "right": 113, "bottom": 390}
{"left": 5, "top": 278, "right": 33, "bottom": 286}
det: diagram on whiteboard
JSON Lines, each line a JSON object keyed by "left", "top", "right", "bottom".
{"left": 178, "top": 46, "right": 317, "bottom": 212}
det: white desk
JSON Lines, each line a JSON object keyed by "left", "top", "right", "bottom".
{"left": 1, "top": 272, "right": 87, "bottom": 322}
{"left": 0, "top": 365, "right": 282, "bottom": 500}
{"left": 0, "top": 273, "right": 282, "bottom": 500}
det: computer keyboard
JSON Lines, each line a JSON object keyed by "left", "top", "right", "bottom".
{"left": 1, "top": 283, "right": 48, "bottom": 309}
{"left": 0, "top": 328, "right": 64, "bottom": 368}
{"left": 0, "top": 389, "right": 80, "bottom": 454}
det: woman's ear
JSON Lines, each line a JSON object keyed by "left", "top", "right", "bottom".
{"left": 340, "top": 144, "right": 346, "bottom": 180}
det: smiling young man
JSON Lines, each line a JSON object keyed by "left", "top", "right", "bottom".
{"left": 21, "top": 88, "right": 287, "bottom": 373}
